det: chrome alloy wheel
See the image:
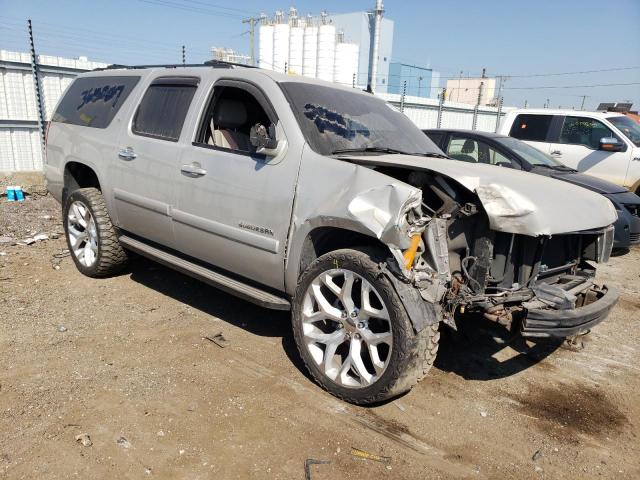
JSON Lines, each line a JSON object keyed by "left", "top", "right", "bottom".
{"left": 67, "top": 200, "right": 98, "bottom": 267}
{"left": 301, "top": 269, "right": 393, "bottom": 388}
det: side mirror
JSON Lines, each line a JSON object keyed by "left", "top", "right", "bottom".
{"left": 250, "top": 123, "right": 279, "bottom": 155}
{"left": 599, "top": 137, "right": 624, "bottom": 152}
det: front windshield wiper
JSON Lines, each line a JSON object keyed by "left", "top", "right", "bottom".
{"left": 331, "top": 146, "right": 447, "bottom": 158}
{"left": 533, "top": 164, "right": 577, "bottom": 172}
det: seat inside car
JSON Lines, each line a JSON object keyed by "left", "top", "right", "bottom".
{"left": 208, "top": 98, "right": 251, "bottom": 151}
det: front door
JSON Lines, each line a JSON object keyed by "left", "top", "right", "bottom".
{"left": 547, "top": 115, "right": 632, "bottom": 186}
{"left": 111, "top": 76, "right": 199, "bottom": 249}
{"left": 173, "top": 80, "right": 300, "bottom": 290}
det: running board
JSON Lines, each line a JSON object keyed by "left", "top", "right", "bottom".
{"left": 119, "top": 235, "right": 291, "bottom": 311}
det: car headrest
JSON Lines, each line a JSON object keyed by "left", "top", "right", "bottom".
{"left": 214, "top": 98, "right": 247, "bottom": 128}
{"left": 461, "top": 139, "right": 476, "bottom": 153}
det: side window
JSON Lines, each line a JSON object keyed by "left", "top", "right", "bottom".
{"left": 425, "top": 131, "right": 444, "bottom": 146}
{"left": 132, "top": 78, "right": 198, "bottom": 142}
{"left": 477, "top": 140, "right": 520, "bottom": 169}
{"left": 509, "top": 114, "right": 553, "bottom": 142}
{"left": 196, "top": 85, "right": 273, "bottom": 154}
{"left": 447, "top": 136, "right": 478, "bottom": 162}
{"left": 559, "top": 116, "right": 616, "bottom": 150}
{"left": 52, "top": 75, "right": 140, "bottom": 128}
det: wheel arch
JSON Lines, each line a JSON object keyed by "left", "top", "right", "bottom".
{"left": 63, "top": 161, "right": 102, "bottom": 205}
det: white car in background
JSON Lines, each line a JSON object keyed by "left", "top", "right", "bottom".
{"left": 499, "top": 109, "right": 640, "bottom": 195}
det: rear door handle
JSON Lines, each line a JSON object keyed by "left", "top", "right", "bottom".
{"left": 181, "top": 162, "right": 207, "bottom": 177}
{"left": 550, "top": 150, "right": 562, "bottom": 156}
{"left": 118, "top": 147, "right": 137, "bottom": 161}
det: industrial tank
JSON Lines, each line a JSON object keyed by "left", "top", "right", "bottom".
{"left": 333, "top": 42, "right": 359, "bottom": 87}
{"left": 273, "top": 22, "right": 290, "bottom": 73}
{"left": 258, "top": 24, "right": 274, "bottom": 70}
{"left": 302, "top": 24, "right": 318, "bottom": 78}
{"left": 316, "top": 23, "right": 336, "bottom": 82}
{"left": 288, "top": 25, "right": 304, "bottom": 75}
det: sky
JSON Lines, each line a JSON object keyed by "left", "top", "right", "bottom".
{"left": 1, "top": 0, "right": 639, "bottom": 110}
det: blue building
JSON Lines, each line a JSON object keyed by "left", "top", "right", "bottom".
{"left": 388, "top": 62, "right": 440, "bottom": 99}
{"left": 329, "top": 11, "right": 394, "bottom": 93}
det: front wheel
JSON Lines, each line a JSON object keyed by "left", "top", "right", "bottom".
{"left": 292, "top": 248, "right": 439, "bottom": 405}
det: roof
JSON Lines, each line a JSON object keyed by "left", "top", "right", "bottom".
{"left": 504, "top": 108, "right": 628, "bottom": 119}
{"left": 423, "top": 128, "right": 509, "bottom": 139}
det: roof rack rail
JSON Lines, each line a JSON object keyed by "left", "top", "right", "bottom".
{"left": 93, "top": 59, "right": 257, "bottom": 72}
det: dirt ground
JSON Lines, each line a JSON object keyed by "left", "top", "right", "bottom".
{"left": 1, "top": 191, "right": 639, "bottom": 480}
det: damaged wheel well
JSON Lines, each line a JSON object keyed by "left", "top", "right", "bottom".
{"left": 298, "top": 227, "right": 388, "bottom": 275}
{"left": 63, "top": 162, "right": 100, "bottom": 203}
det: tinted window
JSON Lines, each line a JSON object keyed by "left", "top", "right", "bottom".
{"left": 424, "top": 131, "right": 445, "bottom": 146}
{"left": 446, "top": 135, "right": 520, "bottom": 169}
{"left": 133, "top": 82, "right": 197, "bottom": 141}
{"left": 559, "top": 116, "right": 615, "bottom": 149}
{"left": 279, "top": 82, "right": 441, "bottom": 157}
{"left": 509, "top": 114, "right": 553, "bottom": 142}
{"left": 52, "top": 76, "right": 140, "bottom": 129}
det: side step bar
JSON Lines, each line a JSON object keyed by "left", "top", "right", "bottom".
{"left": 119, "top": 235, "right": 291, "bottom": 311}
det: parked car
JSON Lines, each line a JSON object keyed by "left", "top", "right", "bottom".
{"left": 498, "top": 109, "right": 640, "bottom": 195}
{"left": 424, "top": 129, "right": 640, "bottom": 249}
{"left": 45, "top": 63, "right": 618, "bottom": 404}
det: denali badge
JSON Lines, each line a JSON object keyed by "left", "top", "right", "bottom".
{"left": 239, "top": 221, "right": 274, "bottom": 236}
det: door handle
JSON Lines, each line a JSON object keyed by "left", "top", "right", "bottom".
{"left": 550, "top": 150, "right": 562, "bottom": 156}
{"left": 118, "top": 147, "right": 137, "bottom": 161}
{"left": 181, "top": 162, "right": 207, "bottom": 177}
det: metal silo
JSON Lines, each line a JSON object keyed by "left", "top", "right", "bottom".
{"left": 288, "top": 8, "right": 304, "bottom": 75}
{"left": 316, "top": 13, "right": 336, "bottom": 82}
{"left": 272, "top": 11, "right": 290, "bottom": 73}
{"left": 334, "top": 42, "right": 359, "bottom": 87}
{"left": 258, "top": 19, "right": 274, "bottom": 70}
{"left": 302, "top": 16, "right": 318, "bottom": 78}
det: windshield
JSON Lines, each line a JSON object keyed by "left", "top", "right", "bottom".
{"left": 608, "top": 115, "right": 640, "bottom": 147}
{"left": 495, "top": 136, "right": 566, "bottom": 168}
{"left": 279, "top": 82, "right": 442, "bottom": 156}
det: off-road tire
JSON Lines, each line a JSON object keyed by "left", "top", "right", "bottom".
{"left": 63, "top": 187, "right": 128, "bottom": 277}
{"left": 292, "top": 247, "right": 440, "bottom": 405}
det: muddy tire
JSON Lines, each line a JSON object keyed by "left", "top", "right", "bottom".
{"left": 63, "top": 187, "right": 127, "bottom": 277}
{"left": 292, "top": 247, "right": 440, "bottom": 405}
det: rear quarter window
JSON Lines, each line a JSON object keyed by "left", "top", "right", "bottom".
{"left": 52, "top": 76, "right": 140, "bottom": 129}
{"left": 509, "top": 114, "right": 553, "bottom": 142}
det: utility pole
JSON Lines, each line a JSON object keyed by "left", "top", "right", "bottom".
{"left": 456, "top": 70, "right": 463, "bottom": 102}
{"left": 495, "top": 95, "right": 503, "bottom": 133}
{"left": 417, "top": 76, "right": 423, "bottom": 97}
{"left": 367, "top": 0, "right": 384, "bottom": 93}
{"left": 437, "top": 88, "right": 446, "bottom": 128}
{"left": 400, "top": 80, "right": 407, "bottom": 112}
{"left": 472, "top": 81, "right": 483, "bottom": 131}
{"left": 182, "top": 45, "right": 185, "bottom": 66}
{"left": 524, "top": 100, "right": 528, "bottom": 109}
{"left": 579, "top": 95, "right": 589, "bottom": 110}
{"left": 28, "top": 19, "right": 46, "bottom": 153}
{"left": 242, "top": 16, "right": 260, "bottom": 66}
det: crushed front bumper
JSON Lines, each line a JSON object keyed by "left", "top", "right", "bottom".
{"left": 521, "top": 285, "right": 619, "bottom": 338}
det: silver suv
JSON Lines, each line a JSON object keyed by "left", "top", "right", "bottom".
{"left": 45, "top": 62, "right": 619, "bottom": 404}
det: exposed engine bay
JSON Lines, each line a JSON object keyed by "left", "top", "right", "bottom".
{"left": 360, "top": 162, "right": 617, "bottom": 338}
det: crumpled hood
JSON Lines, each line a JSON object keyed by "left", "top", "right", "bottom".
{"left": 340, "top": 154, "right": 618, "bottom": 236}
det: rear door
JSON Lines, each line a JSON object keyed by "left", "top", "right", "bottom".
{"left": 507, "top": 113, "right": 554, "bottom": 157}
{"left": 111, "top": 76, "right": 199, "bottom": 249}
{"left": 548, "top": 115, "right": 631, "bottom": 185}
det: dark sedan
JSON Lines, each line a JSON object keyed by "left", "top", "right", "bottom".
{"left": 424, "top": 129, "right": 640, "bottom": 249}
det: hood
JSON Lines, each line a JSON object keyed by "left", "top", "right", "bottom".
{"left": 340, "top": 154, "right": 618, "bottom": 237}
{"left": 532, "top": 167, "right": 628, "bottom": 194}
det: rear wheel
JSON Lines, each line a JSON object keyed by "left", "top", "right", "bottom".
{"left": 63, "top": 187, "right": 127, "bottom": 277}
{"left": 292, "top": 247, "right": 439, "bottom": 404}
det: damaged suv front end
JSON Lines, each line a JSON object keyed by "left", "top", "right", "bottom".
{"left": 282, "top": 80, "right": 619, "bottom": 341}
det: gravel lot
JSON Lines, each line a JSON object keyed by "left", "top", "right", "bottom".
{"left": 1, "top": 190, "right": 639, "bottom": 479}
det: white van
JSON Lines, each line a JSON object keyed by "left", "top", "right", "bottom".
{"left": 499, "top": 109, "right": 640, "bottom": 194}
